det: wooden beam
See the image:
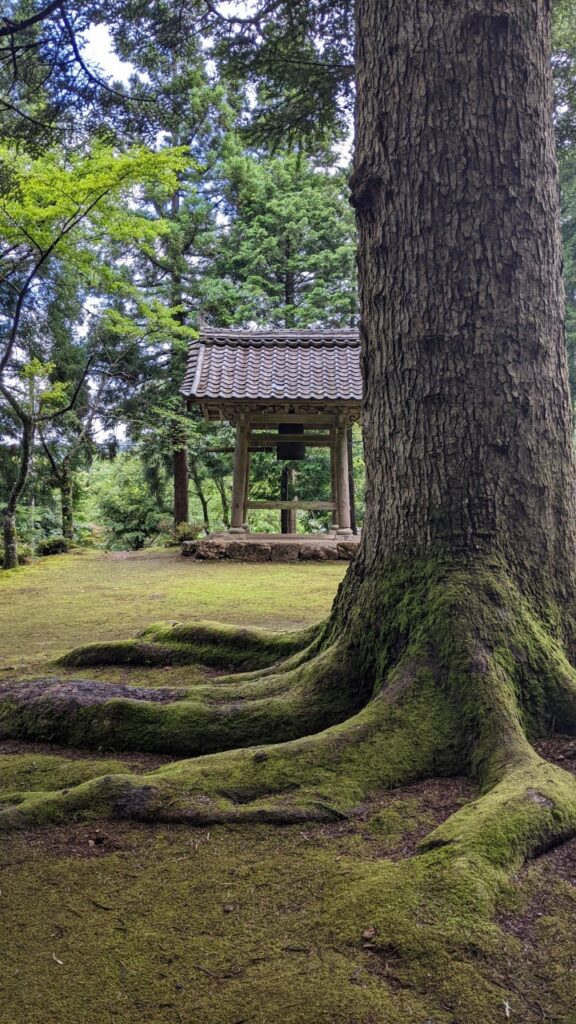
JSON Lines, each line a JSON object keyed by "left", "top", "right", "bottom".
{"left": 248, "top": 413, "right": 336, "bottom": 425}
{"left": 248, "top": 433, "right": 335, "bottom": 446}
{"left": 247, "top": 500, "right": 337, "bottom": 511}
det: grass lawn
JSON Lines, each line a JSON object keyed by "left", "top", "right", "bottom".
{"left": 1, "top": 548, "right": 576, "bottom": 1023}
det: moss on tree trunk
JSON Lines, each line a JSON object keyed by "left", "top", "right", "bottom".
{"left": 60, "top": 462, "right": 74, "bottom": 540}
{"left": 2, "top": 512, "right": 18, "bottom": 570}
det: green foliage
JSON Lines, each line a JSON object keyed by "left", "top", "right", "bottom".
{"left": 36, "top": 536, "right": 70, "bottom": 556}
{"left": 85, "top": 454, "right": 172, "bottom": 550}
{"left": 203, "top": 150, "right": 356, "bottom": 327}
{"left": 174, "top": 520, "right": 205, "bottom": 542}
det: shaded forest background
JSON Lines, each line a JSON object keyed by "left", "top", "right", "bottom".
{"left": 1, "top": 0, "right": 575, "bottom": 554}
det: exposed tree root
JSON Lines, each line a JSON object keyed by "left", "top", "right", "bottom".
{"left": 0, "top": 633, "right": 374, "bottom": 755}
{"left": 58, "top": 619, "right": 323, "bottom": 673}
{"left": 0, "top": 659, "right": 457, "bottom": 828}
{"left": 3, "top": 558, "right": 576, "bottom": 909}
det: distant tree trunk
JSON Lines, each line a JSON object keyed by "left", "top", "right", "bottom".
{"left": 280, "top": 465, "right": 296, "bottom": 533}
{"left": 3, "top": 418, "right": 33, "bottom": 569}
{"left": 215, "top": 476, "right": 230, "bottom": 528}
{"left": 283, "top": 238, "right": 296, "bottom": 327}
{"left": 173, "top": 427, "right": 189, "bottom": 528}
{"left": 190, "top": 457, "right": 210, "bottom": 533}
{"left": 60, "top": 459, "right": 74, "bottom": 540}
{"left": 169, "top": 181, "right": 190, "bottom": 529}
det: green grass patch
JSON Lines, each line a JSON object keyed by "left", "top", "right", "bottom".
{"left": 0, "top": 548, "right": 344, "bottom": 679}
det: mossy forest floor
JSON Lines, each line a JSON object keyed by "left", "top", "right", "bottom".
{"left": 1, "top": 549, "right": 576, "bottom": 1023}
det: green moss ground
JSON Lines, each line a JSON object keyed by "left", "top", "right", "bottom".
{"left": 0, "top": 548, "right": 343, "bottom": 682}
{"left": 1, "top": 549, "right": 576, "bottom": 1022}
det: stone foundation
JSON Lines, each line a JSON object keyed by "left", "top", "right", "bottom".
{"left": 181, "top": 532, "right": 360, "bottom": 563}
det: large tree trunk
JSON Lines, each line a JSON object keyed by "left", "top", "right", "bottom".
{"left": 349, "top": 0, "right": 576, "bottom": 623}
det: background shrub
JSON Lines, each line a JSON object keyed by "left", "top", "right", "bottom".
{"left": 36, "top": 536, "right": 70, "bottom": 556}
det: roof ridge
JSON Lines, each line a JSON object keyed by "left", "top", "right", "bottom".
{"left": 198, "top": 328, "right": 360, "bottom": 348}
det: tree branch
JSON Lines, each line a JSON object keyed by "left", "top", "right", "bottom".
{"left": 0, "top": 1, "right": 61, "bottom": 39}
{"left": 37, "top": 353, "right": 94, "bottom": 422}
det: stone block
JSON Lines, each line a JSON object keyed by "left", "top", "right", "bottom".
{"left": 181, "top": 540, "right": 198, "bottom": 557}
{"left": 299, "top": 543, "right": 339, "bottom": 561}
{"left": 195, "top": 539, "right": 227, "bottom": 560}
{"left": 337, "top": 541, "right": 359, "bottom": 560}
{"left": 270, "top": 543, "right": 301, "bottom": 562}
{"left": 227, "top": 541, "right": 272, "bottom": 562}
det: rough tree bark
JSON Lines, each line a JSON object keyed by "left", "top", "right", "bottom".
{"left": 59, "top": 458, "right": 74, "bottom": 540}
{"left": 169, "top": 185, "right": 190, "bottom": 530}
{"left": 172, "top": 428, "right": 190, "bottom": 528}
{"left": 349, "top": 0, "right": 576, "bottom": 620}
{"left": 215, "top": 475, "right": 230, "bottom": 528}
{"left": 4, "top": 5, "right": 576, "bottom": 925}
{"left": 2, "top": 417, "right": 33, "bottom": 569}
{"left": 189, "top": 454, "right": 210, "bottom": 532}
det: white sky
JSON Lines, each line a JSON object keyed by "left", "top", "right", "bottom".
{"left": 82, "top": 25, "right": 134, "bottom": 84}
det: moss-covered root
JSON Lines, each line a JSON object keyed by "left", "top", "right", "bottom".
{"left": 58, "top": 619, "right": 323, "bottom": 673}
{"left": 5, "top": 554, "right": 576, "bottom": 866}
{"left": 0, "top": 631, "right": 378, "bottom": 755}
{"left": 0, "top": 659, "right": 458, "bottom": 830}
{"left": 331, "top": 751, "right": 576, "bottom": 1014}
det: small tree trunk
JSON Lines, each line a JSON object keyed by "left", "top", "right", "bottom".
{"left": 190, "top": 457, "right": 210, "bottom": 533}
{"left": 280, "top": 465, "right": 296, "bottom": 533}
{"left": 60, "top": 461, "right": 74, "bottom": 540}
{"left": 284, "top": 238, "right": 296, "bottom": 328}
{"left": 2, "top": 417, "right": 34, "bottom": 570}
{"left": 3, "top": 512, "right": 18, "bottom": 569}
{"left": 215, "top": 476, "right": 230, "bottom": 528}
{"left": 173, "top": 426, "right": 189, "bottom": 528}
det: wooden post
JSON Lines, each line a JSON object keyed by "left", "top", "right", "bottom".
{"left": 335, "top": 421, "right": 352, "bottom": 535}
{"left": 230, "top": 415, "right": 249, "bottom": 532}
{"left": 347, "top": 427, "right": 357, "bottom": 536}
{"left": 243, "top": 450, "right": 251, "bottom": 529}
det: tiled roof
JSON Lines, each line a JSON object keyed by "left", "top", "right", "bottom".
{"left": 181, "top": 327, "right": 362, "bottom": 402}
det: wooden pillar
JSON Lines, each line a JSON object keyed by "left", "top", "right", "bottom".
{"left": 243, "top": 450, "right": 251, "bottom": 529}
{"left": 347, "top": 427, "right": 357, "bottom": 536}
{"left": 335, "top": 420, "right": 352, "bottom": 535}
{"left": 230, "top": 415, "right": 249, "bottom": 532}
